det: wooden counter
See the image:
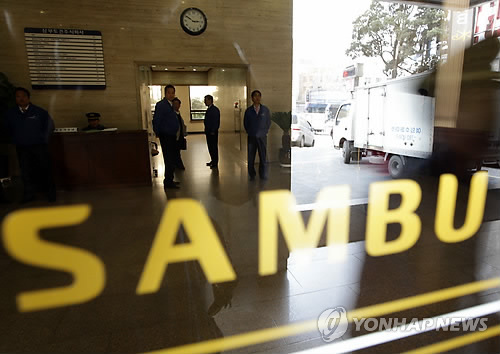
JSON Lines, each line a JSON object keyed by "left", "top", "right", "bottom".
{"left": 50, "top": 130, "right": 152, "bottom": 190}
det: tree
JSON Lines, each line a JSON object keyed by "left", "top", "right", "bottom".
{"left": 346, "top": 1, "right": 448, "bottom": 78}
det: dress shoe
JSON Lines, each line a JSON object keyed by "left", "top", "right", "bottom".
{"left": 164, "top": 182, "right": 179, "bottom": 189}
{"left": 206, "top": 162, "right": 213, "bottom": 166}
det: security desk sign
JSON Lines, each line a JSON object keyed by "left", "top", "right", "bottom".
{"left": 24, "top": 28, "right": 106, "bottom": 89}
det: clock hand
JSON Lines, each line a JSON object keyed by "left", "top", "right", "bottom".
{"left": 186, "top": 15, "right": 194, "bottom": 21}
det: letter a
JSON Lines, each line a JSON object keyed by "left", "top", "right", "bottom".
{"left": 137, "top": 200, "right": 236, "bottom": 294}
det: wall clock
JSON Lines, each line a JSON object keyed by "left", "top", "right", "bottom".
{"left": 180, "top": 8, "right": 207, "bottom": 36}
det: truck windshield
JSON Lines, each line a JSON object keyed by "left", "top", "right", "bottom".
{"left": 305, "top": 103, "right": 327, "bottom": 113}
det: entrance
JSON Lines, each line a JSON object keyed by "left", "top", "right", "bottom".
{"left": 136, "top": 64, "right": 248, "bottom": 180}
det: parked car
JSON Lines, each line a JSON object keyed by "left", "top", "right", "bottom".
{"left": 291, "top": 114, "right": 315, "bottom": 147}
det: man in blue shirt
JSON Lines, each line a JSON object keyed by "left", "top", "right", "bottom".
{"left": 153, "top": 84, "right": 180, "bottom": 189}
{"left": 204, "top": 95, "right": 220, "bottom": 169}
{"left": 6, "top": 87, "right": 56, "bottom": 202}
{"left": 243, "top": 90, "right": 271, "bottom": 180}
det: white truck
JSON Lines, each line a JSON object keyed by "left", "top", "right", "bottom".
{"left": 331, "top": 71, "right": 500, "bottom": 178}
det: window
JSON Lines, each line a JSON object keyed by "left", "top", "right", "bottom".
{"left": 305, "top": 103, "right": 327, "bottom": 113}
{"left": 328, "top": 104, "right": 341, "bottom": 119}
{"left": 336, "top": 104, "right": 350, "bottom": 124}
{"left": 189, "top": 85, "right": 218, "bottom": 121}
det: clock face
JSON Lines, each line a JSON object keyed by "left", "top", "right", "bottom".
{"left": 180, "top": 8, "right": 207, "bottom": 36}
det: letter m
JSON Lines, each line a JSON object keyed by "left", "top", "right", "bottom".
{"left": 259, "top": 186, "right": 350, "bottom": 276}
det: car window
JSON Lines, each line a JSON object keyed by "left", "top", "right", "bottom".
{"left": 335, "top": 104, "right": 350, "bottom": 125}
{"left": 329, "top": 105, "right": 340, "bottom": 119}
{"left": 337, "top": 104, "right": 350, "bottom": 119}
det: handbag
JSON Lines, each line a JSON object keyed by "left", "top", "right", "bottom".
{"left": 178, "top": 137, "right": 187, "bottom": 150}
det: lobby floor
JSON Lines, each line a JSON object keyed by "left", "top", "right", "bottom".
{"left": 0, "top": 133, "right": 499, "bottom": 353}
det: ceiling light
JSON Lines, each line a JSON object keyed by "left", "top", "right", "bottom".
{"left": 164, "top": 68, "right": 168, "bottom": 71}
{"left": 193, "top": 68, "right": 197, "bottom": 71}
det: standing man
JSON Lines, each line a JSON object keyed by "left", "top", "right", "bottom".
{"left": 204, "top": 95, "right": 220, "bottom": 169}
{"left": 172, "top": 97, "right": 186, "bottom": 170}
{"left": 82, "top": 112, "right": 106, "bottom": 131}
{"left": 244, "top": 90, "right": 271, "bottom": 180}
{"left": 153, "top": 84, "right": 180, "bottom": 189}
{"left": 6, "top": 87, "right": 56, "bottom": 202}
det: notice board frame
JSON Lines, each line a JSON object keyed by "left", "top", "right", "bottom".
{"left": 24, "top": 27, "right": 106, "bottom": 90}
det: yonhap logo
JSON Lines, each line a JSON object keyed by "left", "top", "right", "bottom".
{"left": 318, "top": 306, "right": 348, "bottom": 342}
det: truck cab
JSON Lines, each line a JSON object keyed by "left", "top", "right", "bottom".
{"left": 331, "top": 102, "right": 354, "bottom": 150}
{"left": 324, "top": 102, "right": 342, "bottom": 137}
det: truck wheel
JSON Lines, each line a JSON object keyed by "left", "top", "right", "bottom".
{"left": 299, "top": 136, "right": 304, "bottom": 148}
{"left": 388, "top": 155, "right": 405, "bottom": 178}
{"left": 342, "top": 141, "right": 351, "bottom": 164}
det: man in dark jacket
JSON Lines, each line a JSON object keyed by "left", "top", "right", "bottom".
{"left": 204, "top": 95, "right": 220, "bottom": 169}
{"left": 6, "top": 87, "right": 56, "bottom": 202}
{"left": 152, "top": 84, "right": 180, "bottom": 189}
{"left": 172, "top": 97, "right": 186, "bottom": 170}
{"left": 82, "top": 112, "right": 106, "bottom": 131}
{"left": 243, "top": 90, "right": 271, "bottom": 180}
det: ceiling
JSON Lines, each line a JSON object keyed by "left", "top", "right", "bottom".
{"left": 150, "top": 65, "right": 211, "bottom": 72}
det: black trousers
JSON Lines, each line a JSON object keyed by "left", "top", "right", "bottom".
{"left": 16, "top": 144, "right": 56, "bottom": 199}
{"left": 247, "top": 135, "right": 267, "bottom": 178}
{"left": 206, "top": 133, "right": 219, "bottom": 166}
{"left": 175, "top": 141, "right": 185, "bottom": 169}
{"left": 159, "top": 135, "right": 177, "bottom": 185}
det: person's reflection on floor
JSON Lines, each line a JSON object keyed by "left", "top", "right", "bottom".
{"left": 207, "top": 217, "right": 238, "bottom": 317}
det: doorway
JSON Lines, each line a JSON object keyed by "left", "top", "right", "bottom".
{"left": 136, "top": 64, "right": 248, "bottom": 181}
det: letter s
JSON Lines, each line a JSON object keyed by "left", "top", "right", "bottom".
{"left": 2, "top": 205, "right": 106, "bottom": 312}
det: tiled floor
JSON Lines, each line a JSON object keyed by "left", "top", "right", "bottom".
{"left": 0, "top": 133, "right": 499, "bottom": 353}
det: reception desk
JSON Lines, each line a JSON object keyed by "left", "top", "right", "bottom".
{"left": 50, "top": 130, "right": 152, "bottom": 190}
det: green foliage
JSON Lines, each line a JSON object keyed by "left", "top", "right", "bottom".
{"left": 346, "top": 1, "right": 448, "bottom": 78}
{"left": 271, "top": 111, "right": 291, "bottom": 133}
